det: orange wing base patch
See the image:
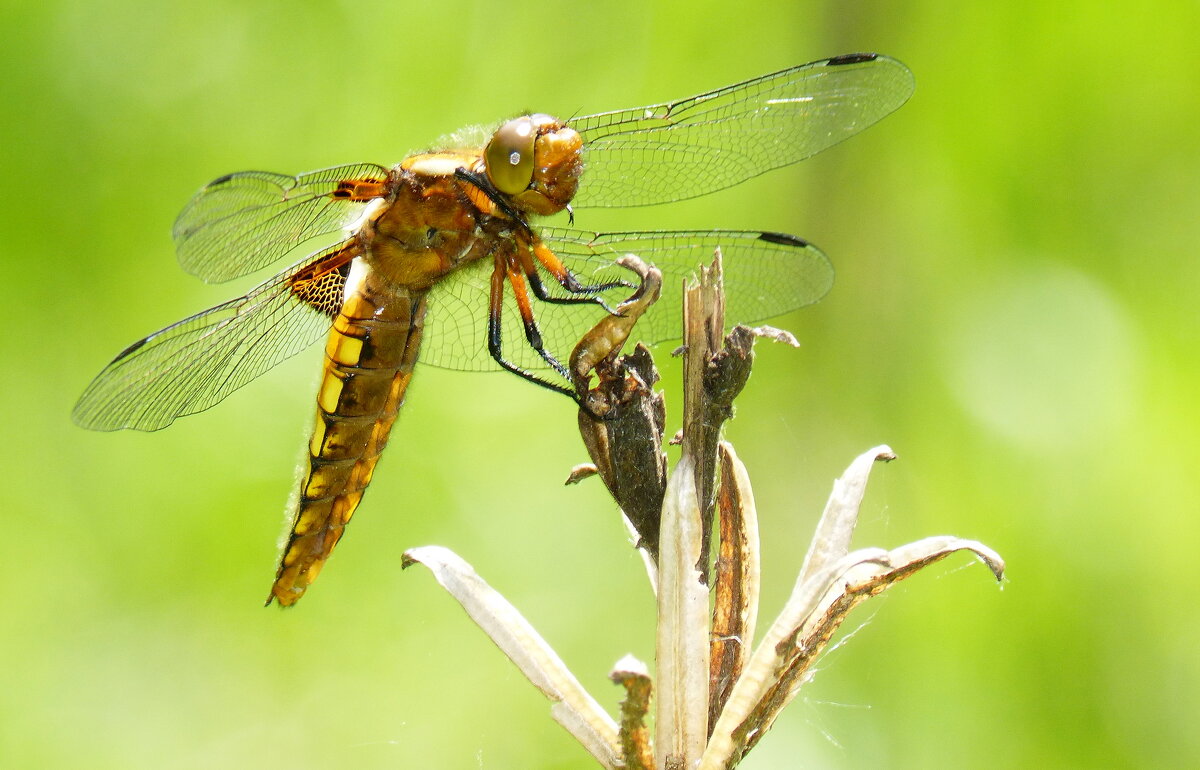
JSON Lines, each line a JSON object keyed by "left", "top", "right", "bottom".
{"left": 288, "top": 242, "right": 361, "bottom": 317}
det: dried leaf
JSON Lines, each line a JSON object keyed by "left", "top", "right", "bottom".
{"left": 703, "top": 536, "right": 1005, "bottom": 768}
{"left": 401, "top": 546, "right": 621, "bottom": 769}
{"left": 798, "top": 445, "right": 896, "bottom": 587}
{"left": 569, "top": 255, "right": 663, "bottom": 391}
{"left": 571, "top": 255, "right": 669, "bottom": 561}
{"left": 701, "top": 547, "right": 891, "bottom": 769}
{"left": 739, "top": 536, "right": 1005, "bottom": 757}
{"left": 709, "top": 442, "right": 761, "bottom": 731}
{"left": 575, "top": 345, "right": 668, "bottom": 560}
{"left": 655, "top": 455, "right": 710, "bottom": 768}
{"left": 746, "top": 325, "right": 800, "bottom": 346}
{"left": 565, "top": 463, "right": 599, "bottom": 485}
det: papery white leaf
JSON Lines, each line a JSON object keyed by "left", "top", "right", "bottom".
{"left": 798, "top": 445, "right": 895, "bottom": 587}
{"left": 655, "top": 455, "right": 710, "bottom": 769}
{"left": 402, "top": 546, "right": 621, "bottom": 769}
{"left": 878, "top": 535, "right": 1005, "bottom": 583}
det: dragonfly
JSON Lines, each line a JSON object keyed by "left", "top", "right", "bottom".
{"left": 73, "top": 52, "right": 914, "bottom": 606}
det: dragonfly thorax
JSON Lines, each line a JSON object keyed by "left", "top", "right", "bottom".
{"left": 482, "top": 113, "right": 582, "bottom": 217}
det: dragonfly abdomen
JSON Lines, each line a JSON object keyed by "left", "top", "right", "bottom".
{"left": 269, "top": 278, "right": 428, "bottom": 606}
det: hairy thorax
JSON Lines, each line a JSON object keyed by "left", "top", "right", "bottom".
{"left": 362, "top": 151, "right": 495, "bottom": 291}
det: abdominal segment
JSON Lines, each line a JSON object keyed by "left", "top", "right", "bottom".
{"left": 269, "top": 283, "right": 428, "bottom": 606}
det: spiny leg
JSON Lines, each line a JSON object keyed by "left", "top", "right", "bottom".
{"left": 517, "top": 233, "right": 631, "bottom": 314}
{"left": 505, "top": 261, "right": 570, "bottom": 378}
{"left": 486, "top": 254, "right": 576, "bottom": 399}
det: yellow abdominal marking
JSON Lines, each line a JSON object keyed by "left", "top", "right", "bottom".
{"left": 325, "top": 332, "right": 363, "bottom": 367}
{"left": 308, "top": 416, "right": 327, "bottom": 459}
{"left": 317, "top": 371, "right": 345, "bottom": 414}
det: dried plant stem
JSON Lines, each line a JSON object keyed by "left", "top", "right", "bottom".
{"left": 611, "top": 655, "right": 655, "bottom": 770}
{"left": 679, "top": 255, "right": 726, "bottom": 557}
{"left": 655, "top": 455, "right": 710, "bottom": 768}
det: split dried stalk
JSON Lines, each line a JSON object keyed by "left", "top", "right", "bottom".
{"left": 708, "top": 442, "right": 760, "bottom": 731}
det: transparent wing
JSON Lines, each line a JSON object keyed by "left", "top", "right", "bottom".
{"left": 419, "top": 228, "right": 831, "bottom": 372}
{"left": 572, "top": 53, "right": 913, "bottom": 208}
{"left": 73, "top": 242, "right": 356, "bottom": 432}
{"left": 173, "top": 163, "right": 389, "bottom": 282}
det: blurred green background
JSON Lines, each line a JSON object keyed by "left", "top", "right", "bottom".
{"left": 4, "top": 1, "right": 1197, "bottom": 767}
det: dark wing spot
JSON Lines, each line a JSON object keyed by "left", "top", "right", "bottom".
{"left": 827, "top": 52, "right": 879, "bottom": 66}
{"left": 757, "top": 231, "right": 809, "bottom": 248}
{"left": 208, "top": 173, "right": 236, "bottom": 187}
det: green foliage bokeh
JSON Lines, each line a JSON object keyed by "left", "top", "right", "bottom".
{"left": 3, "top": 1, "right": 1198, "bottom": 767}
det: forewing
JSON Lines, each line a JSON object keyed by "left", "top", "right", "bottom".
{"left": 418, "top": 228, "right": 831, "bottom": 372}
{"left": 73, "top": 242, "right": 355, "bottom": 432}
{"left": 173, "top": 163, "right": 389, "bottom": 282}
{"left": 572, "top": 53, "right": 913, "bottom": 208}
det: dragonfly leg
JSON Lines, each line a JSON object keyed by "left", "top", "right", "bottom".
{"left": 516, "top": 236, "right": 630, "bottom": 316}
{"left": 505, "top": 262, "right": 570, "bottom": 378}
{"left": 486, "top": 255, "right": 576, "bottom": 399}
{"left": 529, "top": 238, "right": 633, "bottom": 296}
{"left": 523, "top": 266, "right": 625, "bottom": 317}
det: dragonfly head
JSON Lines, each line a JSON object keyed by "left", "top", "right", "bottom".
{"left": 483, "top": 113, "right": 582, "bottom": 217}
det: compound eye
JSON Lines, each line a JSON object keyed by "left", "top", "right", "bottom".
{"left": 484, "top": 116, "right": 537, "bottom": 195}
